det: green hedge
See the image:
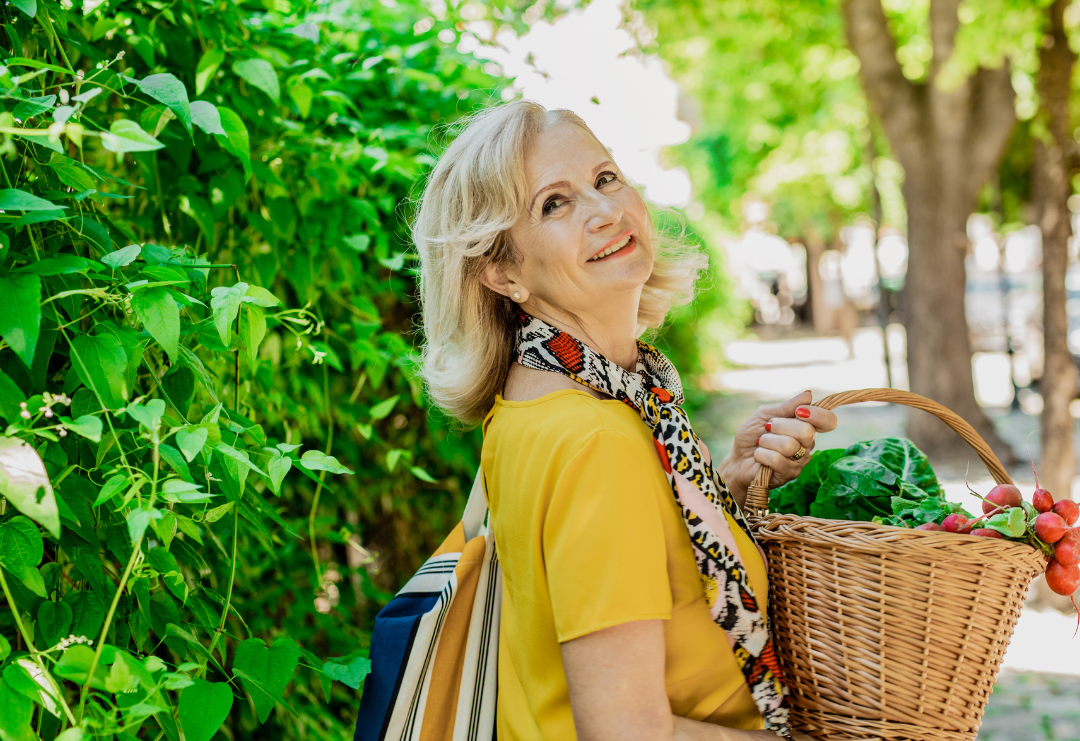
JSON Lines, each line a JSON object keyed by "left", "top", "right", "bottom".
{"left": 0, "top": 0, "right": 502, "bottom": 738}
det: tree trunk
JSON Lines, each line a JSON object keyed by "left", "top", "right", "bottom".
{"left": 1034, "top": 0, "right": 1077, "bottom": 502}
{"left": 843, "top": 0, "right": 1019, "bottom": 462}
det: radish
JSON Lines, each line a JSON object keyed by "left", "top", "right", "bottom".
{"left": 982, "top": 484, "right": 1023, "bottom": 514}
{"left": 1054, "top": 531, "right": 1080, "bottom": 566}
{"left": 971, "top": 528, "right": 1004, "bottom": 539}
{"left": 915, "top": 522, "right": 943, "bottom": 531}
{"left": 1033, "top": 488, "right": 1055, "bottom": 514}
{"left": 1045, "top": 559, "right": 1080, "bottom": 596}
{"left": 941, "top": 514, "right": 970, "bottom": 533}
{"left": 1034, "top": 512, "right": 1068, "bottom": 544}
{"left": 1053, "top": 499, "right": 1080, "bottom": 527}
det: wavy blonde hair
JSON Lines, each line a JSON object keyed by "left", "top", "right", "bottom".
{"left": 414, "top": 99, "right": 707, "bottom": 424}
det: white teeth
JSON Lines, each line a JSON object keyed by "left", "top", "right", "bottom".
{"left": 589, "top": 235, "right": 632, "bottom": 262}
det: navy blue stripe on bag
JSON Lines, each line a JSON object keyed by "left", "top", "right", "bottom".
{"left": 354, "top": 592, "right": 443, "bottom": 741}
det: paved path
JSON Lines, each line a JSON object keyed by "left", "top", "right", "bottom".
{"left": 698, "top": 327, "right": 1080, "bottom": 739}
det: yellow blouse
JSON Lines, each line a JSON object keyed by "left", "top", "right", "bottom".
{"left": 481, "top": 389, "right": 769, "bottom": 740}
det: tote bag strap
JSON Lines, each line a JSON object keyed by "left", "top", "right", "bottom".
{"left": 462, "top": 467, "right": 488, "bottom": 541}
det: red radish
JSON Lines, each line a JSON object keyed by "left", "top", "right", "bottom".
{"left": 915, "top": 522, "right": 943, "bottom": 531}
{"left": 1035, "top": 512, "right": 1068, "bottom": 544}
{"left": 1054, "top": 531, "right": 1080, "bottom": 566}
{"left": 982, "top": 484, "right": 1023, "bottom": 514}
{"left": 971, "top": 528, "right": 1004, "bottom": 539}
{"left": 941, "top": 514, "right": 970, "bottom": 533}
{"left": 1053, "top": 499, "right": 1080, "bottom": 527}
{"left": 1033, "top": 488, "right": 1055, "bottom": 513}
{"left": 957, "top": 519, "right": 974, "bottom": 535}
{"left": 1045, "top": 559, "right": 1080, "bottom": 596}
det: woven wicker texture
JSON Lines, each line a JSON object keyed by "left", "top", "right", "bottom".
{"left": 743, "top": 389, "right": 1047, "bottom": 740}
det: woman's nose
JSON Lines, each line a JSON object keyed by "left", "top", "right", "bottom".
{"left": 585, "top": 192, "right": 623, "bottom": 232}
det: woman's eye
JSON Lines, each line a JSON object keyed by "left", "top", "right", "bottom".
{"left": 543, "top": 196, "right": 564, "bottom": 214}
{"left": 597, "top": 172, "right": 619, "bottom": 187}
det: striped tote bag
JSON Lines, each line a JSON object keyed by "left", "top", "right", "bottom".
{"left": 355, "top": 470, "right": 501, "bottom": 741}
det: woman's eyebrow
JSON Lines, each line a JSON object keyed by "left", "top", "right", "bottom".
{"left": 528, "top": 161, "right": 617, "bottom": 212}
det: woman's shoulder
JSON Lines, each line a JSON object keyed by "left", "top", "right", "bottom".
{"left": 488, "top": 388, "right": 641, "bottom": 438}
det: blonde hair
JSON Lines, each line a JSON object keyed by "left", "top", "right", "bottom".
{"left": 414, "top": 99, "right": 707, "bottom": 424}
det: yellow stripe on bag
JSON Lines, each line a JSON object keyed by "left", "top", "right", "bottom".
{"left": 420, "top": 532, "right": 488, "bottom": 740}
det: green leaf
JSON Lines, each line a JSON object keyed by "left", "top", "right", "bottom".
{"left": 8, "top": 0, "right": 36, "bottom": 17}
{"left": 410, "top": 466, "right": 438, "bottom": 483}
{"left": 0, "top": 273, "right": 41, "bottom": 368}
{"left": 243, "top": 285, "right": 281, "bottom": 307}
{"left": 210, "top": 282, "right": 248, "bottom": 344}
{"left": 48, "top": 153, "right": 97, "bottom": 192}
{"left": 232, "top": 59, "right": 280, "bottom": 104}
{"left": 0, "top": 516, "right": 43, "bottom": 573}
{"left": 204, "top": 501, "right": 233, "bottom": 523}
{"left": 62, "top": 415, "right": 102, "bottom": 443}
{"left": 239, "top": 304, "right": 266, "bottom": 365}
{"left": 0, "top": 440, "right": 60, "bottom": 538}
{"left": 190, "top": 100, "right": 226, "bottom": 136}
{"left": 0, "top": 189, "right": 64, "bottom": 211}
{"left": 369, "top": 395, "right": 399, "bottom": 421}
{"left": 215, "top": 107, "right": 251, "bottom": 180}
{"left": 37, "top": 600, "right": 73, "bottom": 646}
{"left": 92, "top": 474, "right": 128, "bottom": 507}
{"left": 5, "top": 657, "right": 63, "bottom": 717}
{"left": 214, "top": 442, "right": 266, "bottom": 476}
{"left": 0, "top": 675, "right": 34, "bottom": 739}
{"left": 125, "top": 399, "right": 166, "bottom": 431}
{"left": 101, "top": 120, "right": 164, "bottom": 153}
{"left": 299, "top": 449, "right": 353, "bottom": 475}
{"left": 131, "top": 286, "right": 180, "bottom": 361}
{"left": 233, "top": 636, "right": 299, "bottom": 723}
{"left": 104, "top": 653, "right": 134, "bottom": 693}
{"left": 15, "top": 254, "right": 103, "bottom": 276}
{"left": 195, "top": 48, "right": 225, "bottom": 95}
{"left": 126, "top": 507, "right": 161, "bottom": 544}
{"left": 0, "top": 635, "right": 9, "bottom": 662}
{"left": 267, "top": 456, "right": 291, "bottom": 495}
{"left": 322, "top": 650, "right": 371, "bottom": 689}
{"left": 134, "top": 73, "right": 192, "bottom": 134}
{"left": 71, "top": 332, "right": 128, "bottom": 408}
{"left": 176, "top": 427, "right": 209, "bottom": 463}
{"left": 12, "top": 94, "right": 54, "bottom": 119}
{"left": 100, "top": 244, "right": 142, "bottom": 268}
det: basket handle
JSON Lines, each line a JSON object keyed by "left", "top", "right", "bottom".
{"left": 742, "top": 388, "right": 1013, "bottom": 518}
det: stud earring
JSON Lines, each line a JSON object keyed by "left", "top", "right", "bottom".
{"left": 512, "top": 292, "right": 521, "bottom": 301}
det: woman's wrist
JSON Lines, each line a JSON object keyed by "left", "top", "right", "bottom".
{"left": 717, "top": 453, "right": 748, "bottom": 504}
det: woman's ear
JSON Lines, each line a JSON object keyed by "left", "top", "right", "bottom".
{"left": 480, "top": 261, "right": 529, "bottom": 303}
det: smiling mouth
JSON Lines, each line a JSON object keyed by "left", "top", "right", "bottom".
{"left": 588, "top": 234, "right": 634, "bottom": 262}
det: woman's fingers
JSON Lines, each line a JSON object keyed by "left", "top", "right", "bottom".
{"left": 762, "top": 417, "right": 817, "bottom": 450}
{"left": 754, "top": 446, "right": 805, "bottom": 482}
{"left": 794, "top": 404, "right": 838, "bottom": 433}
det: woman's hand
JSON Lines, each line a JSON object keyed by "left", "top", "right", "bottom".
{"left": 718, "top": 391, "right": 837, "bottom": 504}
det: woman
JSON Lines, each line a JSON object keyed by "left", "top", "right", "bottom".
{"left": 415, "top": 100, "right": 836, "bottom": 740}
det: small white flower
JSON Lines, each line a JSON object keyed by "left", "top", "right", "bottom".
{"left": 20, "top": 410, "right": 31, "bottom": 420}
{"left": 58, "top": 428, "right": 67, "bottom": 437}
{"left": 19, "top": 401, "right": 27, "bottom": 409}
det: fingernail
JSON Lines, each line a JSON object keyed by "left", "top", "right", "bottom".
{"left": 796, "top": 407, "right": 810, "bottom": 419}
{"left": 756, "top": 437, "right": 761, "bottom": 446}
{"left": 765, "top": 421, "right": 772, "bottom": 432}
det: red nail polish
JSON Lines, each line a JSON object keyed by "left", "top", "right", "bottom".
{"left": 796, "top": 407, "right": 810, "bottom": 419}
{"left": 756, "top": 437, "right": 761, "bottom": 446}
{"left": 765, "top": 422, "right": 772, "bottom": 432}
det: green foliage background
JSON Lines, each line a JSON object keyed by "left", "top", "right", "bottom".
{"left": 0, "top": 0, "right": 512, "bottom": 738}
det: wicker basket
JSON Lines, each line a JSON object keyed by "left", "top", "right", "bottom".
{"left": 744, "top": 389, "right": 1047, "bottom": 741}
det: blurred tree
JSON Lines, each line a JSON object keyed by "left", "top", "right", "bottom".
{"left": 1032, "top": 0, "right": 1077, "bottom": 501}
{"left": 843, "top": 0, "right": 1022, "bottom": 459}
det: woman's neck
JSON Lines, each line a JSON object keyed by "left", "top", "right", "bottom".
{"left": 522, "top": 299, "right": 641, "bottom": 371}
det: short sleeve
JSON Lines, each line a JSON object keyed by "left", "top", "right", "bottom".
{"left": 543, "top": 430, "right": 672, "bottom": 642}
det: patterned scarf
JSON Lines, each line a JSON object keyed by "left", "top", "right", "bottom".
{"left": 515, "top": 311, "right": 790, "bottom": 735}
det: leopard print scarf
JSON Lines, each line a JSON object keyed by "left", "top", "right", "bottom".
{"left": 515, "top": 311, "right": 791, "bottom": 735}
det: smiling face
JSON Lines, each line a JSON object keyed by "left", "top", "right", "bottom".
{"left": 494, "top": 120, "right": 653, "bottom": 325}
